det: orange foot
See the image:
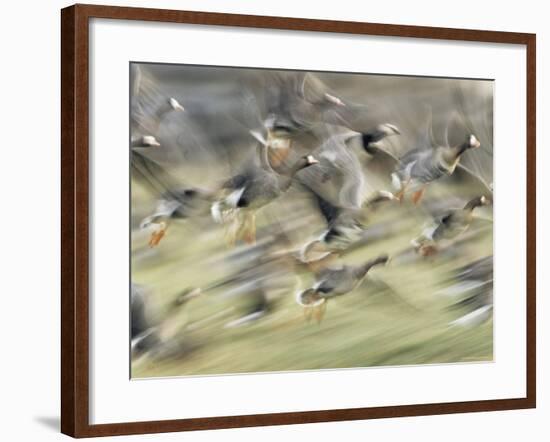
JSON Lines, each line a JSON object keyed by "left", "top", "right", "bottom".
{"left": 149, "top": 228, "right": 166, "bottom": 247}
{"left": 394, "top": 189, "right": 405, "bottom": 203}
{"left": 243, "top": 232, "right": 256, "bottom": 245}
{"left": 240, "top": 214, "right": 256, "bottom": 245}
{"left": 394, "top": 180, "right": 410, "bottom": 203}
{"left": 412, "top": 187, "right": 426, "bottom": 205}
{"left": 419, "top": 244, "right": 438, "bottom": 257}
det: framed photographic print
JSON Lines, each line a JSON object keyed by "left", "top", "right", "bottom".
{"left": 61, "top": 4, "right": 536, "bottom": 438}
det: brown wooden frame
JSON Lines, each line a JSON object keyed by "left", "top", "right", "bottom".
{"left": 61, "top": 3, "right": 536, "bottom": 438}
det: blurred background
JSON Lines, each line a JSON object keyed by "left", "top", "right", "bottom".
{"left": 130, "top": 63, "right": 493, "bottom": 378}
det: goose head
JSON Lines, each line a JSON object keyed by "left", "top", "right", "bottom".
{"left": 368, "top": 254, "right": 390, "bottom": 268}
{"left": 292, "top": 154, "right": 319, "bottom": 173}
{"left": 354, "top": 254, "right": 390, "bottom": 279}
{"left": 296, "top": 288, "right": 325, "bottom": 307}
{"left": 363, "top": 190, "right": 400, "bottom": 208}
{"left": 168, "top": 97, "right": 185, "bottom": 112}
{"left": 466, "top": 134, "right": 481, "bottom": 149}
{"left": 305, "top": 154, "right": 319, "bottom": 166}
{"left": 134, "top": 135, "right": 161, "bottom": 148}
{"left": 443, "top": 133, "right": 481, "bottom": 162}
{"left": 455, "top": 134, "right": 480, "bottom": 155}
{"left": 360, "top": 123, "right": 401, "bottom": 154}
{"left": 465, "top": 195, "right": 491, "bottom": 211}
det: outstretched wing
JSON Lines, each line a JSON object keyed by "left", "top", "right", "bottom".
{"left": 298, "top": 133, "right": 365, "bottom": 209}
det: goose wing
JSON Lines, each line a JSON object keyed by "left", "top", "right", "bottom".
{"left": 298, "top": 134, "right": 365, "bottom": 209}
{"left": 131, "top": 65, "right": 232, "bottom": 192}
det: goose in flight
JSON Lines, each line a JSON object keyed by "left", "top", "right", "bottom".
{"left": 132, "top": 286, "right": 202, "bottom": 360}
{"left": 211, "top": 142, "right": 319, "bottom": 245}
{"left": 392, "top": 133, "right": 481, "bottom": 204}
{"left": 299, "top": 190, "right": 398, "bottom": 263}
{"left": 412, "top": 195, "right": 491, "bottom": 255}
{"left": 441, "top": 256, "right": 493, "bottom": 328}
{"left": 253, "top": 72, "right": 351, "bottom": 166}
{"left": 295, "top": 254, "right": 389, "bottom": 322}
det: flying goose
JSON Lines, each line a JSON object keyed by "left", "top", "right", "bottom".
{"left": 131, "top": 286, "right": 202, "bottom": 360}
{"left": 298, "top": 190, "right": 398, "bottom": 263}
{"left": 255, "top": 72, "right": 351, "bottom": 166}
{"left": 412, "top": 195, "right": 491, "bottom": 255}
{"left": 131, "top": 65, "right": 184, "bottom": 136}
{"left": 360, "top": 124, "right": 401, "bottom": 154}
{"left": 140, "top": 187, "right": 216, "bottom": 247}
{"left": 441, "top": 256, "right": 493, "bottom": 327}
{"left": 295, "top": 254, "right": 389, "bottom": 322}
{"left": 392, "top": 133, "right": 481, "bottom": 204}
{"left": 211, "top": 142, "right": 319, "bottom": 245}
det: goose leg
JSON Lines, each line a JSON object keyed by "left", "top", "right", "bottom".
{"left": 241, "top": 212, "right": 256, "bottom": 244}
{"left": 394, "top": 179, "right": 410, "bottom": 203}
{"left": 419, "top": 243, "right": 439, "bottom": 257}
{"left": 149, "top": 223, "right": 168, "bottom": 247}
{"left": 314, "top": 301, "right": 327, "bottom": 324}
{"left": 412, "top": 186, "right": 426, "bottom": 205}
{"left": 224, "top": 216, "right": 240, "bottom": 247}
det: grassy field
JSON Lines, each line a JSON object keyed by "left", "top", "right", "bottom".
{"left": 131, "top": 182, "right": 493, "bottom": 378}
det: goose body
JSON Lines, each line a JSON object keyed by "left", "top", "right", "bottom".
{"left": 132, "top": 287, "right": 202, "bottom": 360}
{"left": 296, "top": 255, "right": 389, "bottom": 321}
{"left": 413, "top": 196, "right": 490, "bottom": 254}
{"left": 443, "top": 256, "right": 493, "bottom": 327}
{"left": 299, "top": 190, "right": 398, "bottom": 261}
{"left": 211, "top": 146, "right": 318, "bottom": 244}
{"left": 392, "top": 134, "right": 481, "bottom": 203}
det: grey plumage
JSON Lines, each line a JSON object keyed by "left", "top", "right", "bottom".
{"left": 296, "top": 255, "right": 389, "bottom": 308}
{"left": 261, "top": 72, "right": 350, "bottom": 134}
{"left": 442, "top": 256, "right": 493, "bottom": 327}
{"left": 140, "top": 187, "right": 214, "bottom": 229}
{"left": 392, "top": 133, "right": 481, "bottom": 198}
{"left": 211, "top": 145, "right": 318, "bottom": 243}
{"left": 413, "top": 196, "right": 490, "bottom": 251}
{"left": 298, "top": 132, "right": 366, "bottom": 210}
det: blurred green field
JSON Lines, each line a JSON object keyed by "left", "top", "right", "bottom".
{"left": 131, "top": 180, "right": 493, "bottom": 378}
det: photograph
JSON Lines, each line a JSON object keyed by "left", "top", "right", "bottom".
{"left": 129, "top": 63, "right": 494, "bottom": 378}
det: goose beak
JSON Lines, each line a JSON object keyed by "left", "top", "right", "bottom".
{"left": 469, "top": 134, "right": 481, "bottom": 149}
{"left": 148, "top": 222, "right": 167, "bottom": 248}
{"left": 306, "top": 155, "right": 319, "bottom": 165}
{"left": 141, "top": 135, "right": 161, "bottom": 147}
{"left": 324, "top": 93, "right": 346, "bottom": 107}
{"left": 169, "top": 97, "right": 185, "bottom": 111}
{"left": 480, "top": 195, "right": 491, "bottom": 205}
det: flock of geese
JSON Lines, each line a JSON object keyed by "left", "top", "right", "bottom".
{"left": 130, "top": 66, "right": 494, "bottom": 363}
